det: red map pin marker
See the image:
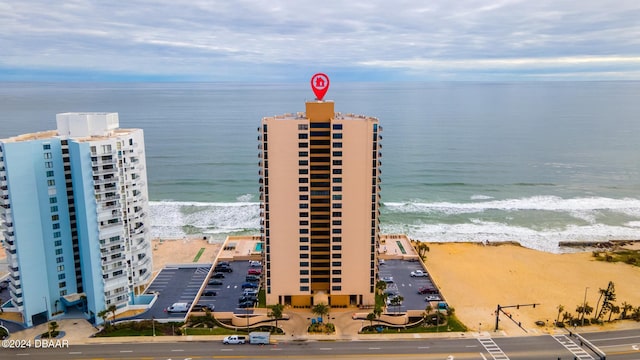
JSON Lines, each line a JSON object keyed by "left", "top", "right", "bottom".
{"left": 311, "top": 73, "right": 330, "bottom": 100}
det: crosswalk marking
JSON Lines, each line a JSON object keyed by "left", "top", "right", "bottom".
{"left": 552, "top": 335, "right": 594, "bottom": 360}
{"left": 478, "top": 338, "right": 510, "bottom": 360}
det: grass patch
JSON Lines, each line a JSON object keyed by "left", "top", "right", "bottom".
{"left": 192, "top": 248, "right": 205, "bottom": 262}
{"left": 258, "top": 289, "right": 266, "bottom": 308}
{"left": 183, "top": 327, "right": 241, "bottom": 335}
{"left": 396, "top": 241, "right": 407, "bottom": 254}
{"left": 593, "top": 249, "right": 640, "bottom": 267}
{"left": 361, "top": 314, "right": 468, "bottom": 334}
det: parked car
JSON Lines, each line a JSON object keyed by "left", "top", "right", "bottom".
{"left": 386, "top": 295, "right": 403, "bottom": 306}
{"left": 223, "top": 335, "right": 246, "bottom": 344}
{"left": 239, "top": 295, "right": 257, "bottom": 303}
{"left": 247, "top": 268, "right": 262, "bottom": 275}
{"left": 410, "top": 270, "right": 428, "bottom": 277}
{"left": 212, "top": 272, "right": 225, "bottom": 279}
{"left": 217, "top": 261, "right": 231, "bottom": 267}
{"left": 245, "top": 275, "right": 260, "bottom": 282}
{"left": 241, "top": 282, "right": 259, "bottom": 289}
{"left": 238, "top": 300, "right": 256, "bottom": 308}
{"left": 192, "top": 303, "right": 215, "bottom": 312}
{"left": 249, "top": 261, "right": 262, "bottom": 267}
{"left": 425, "top": 295, "right": 442, "bottom": 302}
{"left": 381, "top": 276, "right": 394, "bottom": 283}
{"left": 166, "top": 302, "right": 189, "bottom": 313}
{"left": 202, "top": 290, "right": 217, "bottom": 296}
{"left": 214, "top": 265, "right": 233, "bottom": 273}
{"left": 417, "top": 286, "right": 438, "bottom": 295}
{"left": 243, "top": 288, "right": 259, "bottom": 296}
{"left": 208, "top": 279, "right": 223, "bottom": 286}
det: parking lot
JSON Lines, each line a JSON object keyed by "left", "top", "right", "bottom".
{"left": 200, "top": 260, "right": 262, "bottom": 313}
{"left": 142, "top": 265, "right": 211, "bottom": 320}
{"left": 377, "top": 259, "right": 442, "bottom": 313}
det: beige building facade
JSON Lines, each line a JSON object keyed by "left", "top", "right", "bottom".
{"left": 258, "top": 100, "right": 382, "bottom": 307}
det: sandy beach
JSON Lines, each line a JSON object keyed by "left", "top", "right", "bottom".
{"left": 425, "top": 242, "right": 640, "bottom": 333}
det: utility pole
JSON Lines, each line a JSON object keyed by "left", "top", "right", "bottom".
{"left": 582, "top": 287, "right": 589, "bottom": 326}
{"left": 494, "top": 303, "right": 540, "bottom": 332}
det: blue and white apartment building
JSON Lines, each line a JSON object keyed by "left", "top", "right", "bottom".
{"left": 0, "top": 113, "right": 153, "bottom": 327}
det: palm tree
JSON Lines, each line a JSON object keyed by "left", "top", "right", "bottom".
{"left": 389, "top": 295, "right": 404, "bottom": 314}
{"left": 268, "top": 304, "right": 284, "bottom": 332}
{"left": 108, "top": 304, "right": 117, "bottom": 324}
{"left": 97, "top": 309, "right": 110, "bottom": 328}
{"left": 312, "top": 303, "right": 330, "bottom": 323}
{"left": 416, "top": 242, "right": 430, "bottom": 260}
{"left": 621, "top": 302, "right": 633, "bottom": 319}
{"left": 366, "top": 312, "right": 376, "bottom": 328}
{"left": 576, "top": 302, "right": 593, "bottom": 324}
{"left": 48, "top": 321, "right": 59, "bottom": 338}
{"left": 373, "top": 304, "right": 383, "bottom": 321}
{"left": 555, "top": 305, "right": 564, "bottom": 325}
{"left": 375, "top": 280, "right": 387, "bottom": 294}
{"left": 608, "top": 305, "right": 620, "bottom": 322}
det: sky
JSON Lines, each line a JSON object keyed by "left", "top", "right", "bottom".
{"left": 1, "top": 0, "right": 640, "bottom": 82}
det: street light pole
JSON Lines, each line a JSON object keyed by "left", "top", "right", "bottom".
{"left": 582, "top": 287, "right": 589, "bottom": 326}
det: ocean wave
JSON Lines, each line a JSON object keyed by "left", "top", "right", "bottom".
{"left": 384, "top": 196, "right": 640, "bottom": 216}
{"left": 149, "top": 196, "right": 640, "bottom": 251}
{"left": 381, "top": 222, "right": 640, "bottom": 253}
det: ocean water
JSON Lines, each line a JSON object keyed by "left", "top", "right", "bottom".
{"left": 1, "top": 81, "right": 640, "bottom": 252}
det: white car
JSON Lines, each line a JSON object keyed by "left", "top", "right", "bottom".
{"left": 410, "top": 270, "right": 428, "bottom": 277}
{"left": 425, "top": 295, "right": 442, "bottom": 302}
{"left": 381, "top": 276, "right": 394, "bottom": 283}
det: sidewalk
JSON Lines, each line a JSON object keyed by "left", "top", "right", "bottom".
{"left": 6, "top": 310, "right": 640, "bottom": 346}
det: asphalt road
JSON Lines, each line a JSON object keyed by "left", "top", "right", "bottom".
{"left": 4, "top": 329, "right": 639, "bottom": 359}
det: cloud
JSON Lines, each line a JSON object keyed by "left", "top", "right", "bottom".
{"left": 1, "top": 0, "right": 639, "bottom": 81}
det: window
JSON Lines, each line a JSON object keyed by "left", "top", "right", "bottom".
{"left": 299, "top": 237, "right": 309, "bottom": 242}
{"left": 51, "top": 214, "right": 59, "bottom": 221}
{"left": 46, "top": 170, "right": 54, "bottom": 177}
{"left": 300, "top": 278, "right": 309, "bottom": 283}
{"left": 57, "top": 265, "right": 64, "bottom": 272}
{"left": 299, "top": 245, "right": 309, "bottom": 251}
{"left": 50, "top": 197, "right": 57, "bottom": 204}
{"left": 332, "top": 253, "right": 342, "bottom": 259}
{"left": 56, "top": 256, "right": 64, "bottom": 263}
{"left": 333, "top": 177, "right": 342, "bottom": 183}
{"left": 298, "top": 151, "right": 308, "bottom": 157}
{"left": 299, "top": 169, "right": 308, "bottom": 174}
{"left": 332, "top": 261, "right": 341, "bottom": 267}
{"left": 45, "top": 161, "right": 53, "bottom": 168}
{"left": 332, "top": 133, "right": 342, "bottom": 139}
{"left": 298, "top": 178, "right": 308, "bottom": 183}
{"left": 332, "top": 160, "right": 342, "bottom": 166}
{"left": 58, "top": 273, "right": 65, "bottom": 280}
{"left": 43, "top": 144, "right": 51, "bottom": 150}
{"left": 332, "top": 203, "right": 342, "bottom": 209}
{"left": 50, "top": 206, "right": 58, "bottom": 212}
{"left": 59, "top": 281, "right": 66, "bottom": 288}
{"left": 299, "top": 203, "right": 308, "bottom": 209}
{"left": 54, "top": 240, "right": 62, "bottom": 247}
{"left": 332, "top": 286, "right": 342, "bottom": 291}
{"left": 299, "top": 195, "right": 308, "bottom": 200}
{"left": 333, "top": 151, "right": 342, "bottom": 157}
{"left": 299, "top": 186, "right": 308, "bottom": 192}
{"left": 55, "top": 248, "right": 63, "bottom": 255}
{"left": 332, "top": 269, "right": 342, "bottom": 274}
{"left": 332, "top": 194, "right": 342, "bottom": 200}
{"left": 300, "top": 261, "right": 309, "bottom": 267}
{"left": 300, "top": 253, "right": 309, "bottom": 259}
{"left": 332, "top": 142, "right": 342, "bottom": 148}
{"left": 53, "top": 231, "right": 61, "bottom": 238}
{"left": 332, "top": 124, "right": 342, "bottom": 130}
{"left": 332, "top": 220, "right": 342, "bottom": 225}
{"left": 332, "top": 228, "right": 342, "bottom": 234}
{"left": 300, "top": 286, "right": 309, "bottom": 291}
{"left": 300, "top": 269, "right": 309, "bottom": 275}
{"left": 332, "top": 237, "right": 341, "bottom": 242}
{"left": 333, "top": 278, "right": 342, "bottom": 283}
{"left": 332, "top": 212, "right": 342, "bottom": 217}
{"left": 332, "top": 245, "right": 342, "bottom": 250}
{"left": 60, "top": 290, "right": 67, "bottom": 296}
{"left": 298, "top": 124, "right": 308, "bottom": 130}
{"left": 52, "top": 223, "right": 60, "bottom": 230}
{"left": 43, "top": 152, "right": 52, "bottom": 159}
{"left": 298, "top": 142, "right": 308, "bottom": 148}
{"left": 298, "top": 133, "right": 308, "bottom": 139}
{"left": 299, "top": 160, "right": 308, "bottom": 166}
{"left": 299, "top": 228, "right": 309, "bottom": 234}
{"left": 332, "top": 169, "right": 342, "bottom": 174}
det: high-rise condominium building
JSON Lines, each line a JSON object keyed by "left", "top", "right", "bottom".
{"left": 258, "top": 100, "right": 382, "bottom": 307}
{"left": 0, "top": 113, "right": 152, "bottom": 327}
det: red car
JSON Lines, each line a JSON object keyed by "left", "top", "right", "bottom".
{"left": 247, "top": 268, "right": 262, "bottom": 275}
